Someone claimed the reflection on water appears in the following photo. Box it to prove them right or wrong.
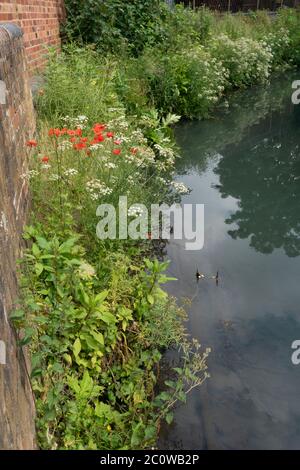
[160,73,300,450]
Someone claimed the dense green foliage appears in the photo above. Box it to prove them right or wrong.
[15,46,209,449]
[62,4,300,118]
[63,0,166,55]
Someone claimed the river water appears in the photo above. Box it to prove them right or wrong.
[160,73,300,450]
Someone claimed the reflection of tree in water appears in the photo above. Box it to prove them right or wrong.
[175,73,294,175]
[214,104,300,257]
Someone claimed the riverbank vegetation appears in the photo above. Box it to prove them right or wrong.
[13,2,300,449]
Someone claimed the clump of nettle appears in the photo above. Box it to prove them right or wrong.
[12,112,209,449]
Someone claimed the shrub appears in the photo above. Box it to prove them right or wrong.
[36,46,120,124]
[63,0,168,55]
[210,35,273,89]
[125,46,227,119]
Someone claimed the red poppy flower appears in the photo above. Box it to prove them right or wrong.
[26,139,38,147]
[130,147,138,155]
[67,129,76,136]
[48,128,61,137]
[106,132,114,138]
[70,137,77,143]
[74,142,86,150]
[114,139,121,145]
[75,128,82,136]
[91,134,104,144]
[80,137,88,143]
[93,123,106,134]
[61,128,68,135]
[113,149,121,155]
[41,156,49,163]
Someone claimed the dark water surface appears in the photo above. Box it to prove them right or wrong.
[160,73,300,450]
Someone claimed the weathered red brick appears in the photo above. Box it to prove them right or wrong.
[0,1,65,73]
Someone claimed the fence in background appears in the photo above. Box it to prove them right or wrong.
[174,0,297,11]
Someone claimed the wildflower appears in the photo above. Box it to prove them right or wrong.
[26,139,38,147]
[70,137,77,143]
[130,147,138,155]
[80,137,88,143]
[49,174,60,181]
[48,128,59,137]
[74,142,86,150]
[41,156,49,163]
[64,168,78,177]
[104,162,117,169]
[91,134,104,144]
[67,129,77,136]
[78,262,96,279]
[114,139,121,145]
[93,123,106,134]
[20,170,38,180]
[86,179,113,199]
[113,149,121,156]
[106,132,114,138]
[128,205,145,217]
[171,181,190,194]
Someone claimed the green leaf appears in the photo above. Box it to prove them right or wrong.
[35,263,44,276]
[165,412,174,425]
[31,368,43,378]
[98,310,116,325]
[144,424,157,441]
[10,309,25,321]
[73,338,81,357]
[36,236,50,250]
[147,294,154,305]
[131,422,145,448]
[19,329,34,346]
[32,243,40,257]
[90,330,104,345]
[95,290,108,304]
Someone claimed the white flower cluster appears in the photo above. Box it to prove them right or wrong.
[104,162,117,169]
[128,205,146,217]
[64,168,78,177]
[86,179,112,200]
[61,115,89,129]
[58,140,73,151]
[263,28,290,67]
[130,129,147,145]
[49,174,60,181]
[154,144,176,168]
[20,169,39,180]
[107,115,129,131]
[90,143,104,151]
[211,35,272,87]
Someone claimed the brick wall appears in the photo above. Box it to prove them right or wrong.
[0,1,65,72]
[0,23,36,449]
